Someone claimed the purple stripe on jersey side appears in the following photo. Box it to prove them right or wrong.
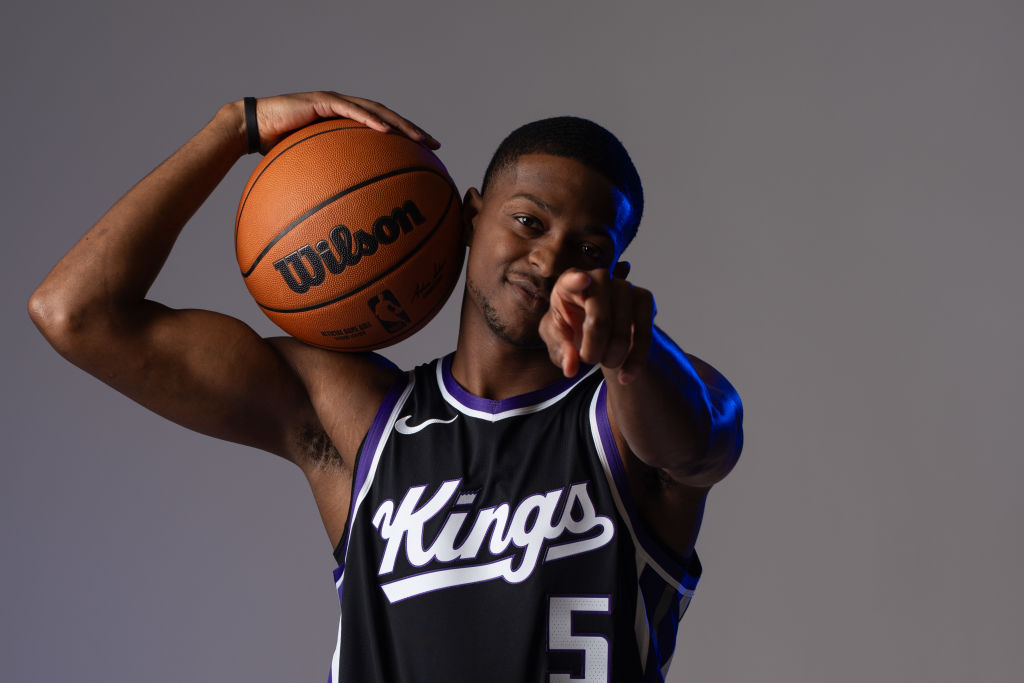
[595,384,700,591]
[334,565,345,606]
[333,374,409,566]
[440,353,592,414]
[351,374,408,511]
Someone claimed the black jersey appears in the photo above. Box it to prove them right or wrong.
[328,354,701,682]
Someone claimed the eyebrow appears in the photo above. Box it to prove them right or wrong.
[508,193,557,215]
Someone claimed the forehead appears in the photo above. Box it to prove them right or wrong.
[487,153,631,239]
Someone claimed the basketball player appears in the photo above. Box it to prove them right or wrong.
[29,91,743,682]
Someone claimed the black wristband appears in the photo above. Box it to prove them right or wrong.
[244,97,260,154]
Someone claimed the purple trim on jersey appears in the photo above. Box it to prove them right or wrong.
[334,374,409,566]
[595,384,700,591]
[440,353,593,414]
[351,376,408,515]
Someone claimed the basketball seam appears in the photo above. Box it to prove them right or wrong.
[235,123,369,232]
[240,166,455,278]
[254,185,458,313]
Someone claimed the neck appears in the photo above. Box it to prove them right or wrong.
[451,302,567,401]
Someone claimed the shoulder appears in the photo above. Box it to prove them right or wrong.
[270,337,403,394]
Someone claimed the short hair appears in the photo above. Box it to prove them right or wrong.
[481,116,644,246]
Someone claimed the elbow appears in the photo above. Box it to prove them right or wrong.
[28,285,89,356]
[676,425,742,488]
[28,285,57,337]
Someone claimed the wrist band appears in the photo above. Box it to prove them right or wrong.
[244,97,259,154]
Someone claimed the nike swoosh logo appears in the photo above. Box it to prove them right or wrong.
[394,415,458,435]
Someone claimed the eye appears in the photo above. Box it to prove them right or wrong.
[580,242,603,262]
[514,214,542,231]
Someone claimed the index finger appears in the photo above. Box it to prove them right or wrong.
[332,94,441,149]
[552,270,592,306]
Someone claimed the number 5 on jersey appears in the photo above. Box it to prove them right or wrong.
[548,595,611,682]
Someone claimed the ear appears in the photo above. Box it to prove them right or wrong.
[612,260,631,280]
[462,187,483,246]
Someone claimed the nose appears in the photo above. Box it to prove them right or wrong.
[528,234,570,279]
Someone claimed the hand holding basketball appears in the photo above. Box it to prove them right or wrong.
[240,92,440,153]
[540,264,655,383]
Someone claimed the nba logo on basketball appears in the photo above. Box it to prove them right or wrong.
[368,290,410,333]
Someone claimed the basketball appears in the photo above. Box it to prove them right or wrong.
[234,119,464,351]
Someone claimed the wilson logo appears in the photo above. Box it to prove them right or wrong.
[371,479,614,603]
[272,200,426,294]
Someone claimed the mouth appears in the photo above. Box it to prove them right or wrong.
[507,275,549,311]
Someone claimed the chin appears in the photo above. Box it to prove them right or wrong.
[497,326,544,349]
[485,305,544,349]
[468,277,545,349]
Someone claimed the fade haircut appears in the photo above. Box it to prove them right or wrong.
[481,116,644,246]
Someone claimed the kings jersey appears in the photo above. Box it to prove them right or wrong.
[329,355,702,682]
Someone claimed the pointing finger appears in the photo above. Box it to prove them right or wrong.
[540,303,581,377]
[551,270,591,308]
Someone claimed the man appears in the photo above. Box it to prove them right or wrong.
[29,91,743,682]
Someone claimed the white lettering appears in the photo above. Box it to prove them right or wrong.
[373,479,461,575]
[371,481,614,603]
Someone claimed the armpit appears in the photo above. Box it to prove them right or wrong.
[298,424,345,470]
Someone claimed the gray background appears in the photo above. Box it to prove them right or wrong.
[2,1,1021,681]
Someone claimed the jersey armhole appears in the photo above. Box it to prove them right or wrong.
[332,371,415,566]
[588,382,702,591]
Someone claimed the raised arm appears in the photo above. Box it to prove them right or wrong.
[540,265,744,558]
[28,92,434,467]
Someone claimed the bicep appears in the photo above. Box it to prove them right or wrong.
[604,351,742,555]
[74,301,316,459]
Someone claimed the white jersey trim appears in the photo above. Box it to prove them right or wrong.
[436,357,600,422]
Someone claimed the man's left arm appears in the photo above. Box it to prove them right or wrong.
[604,326,744,487]
[541,267,743,557]
[541,267,744,488]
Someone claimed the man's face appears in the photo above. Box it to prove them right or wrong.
[462,153,632,348]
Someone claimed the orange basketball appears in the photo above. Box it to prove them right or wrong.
[234,119,464,351]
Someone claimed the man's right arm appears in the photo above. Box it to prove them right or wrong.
[27,93,434,468]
